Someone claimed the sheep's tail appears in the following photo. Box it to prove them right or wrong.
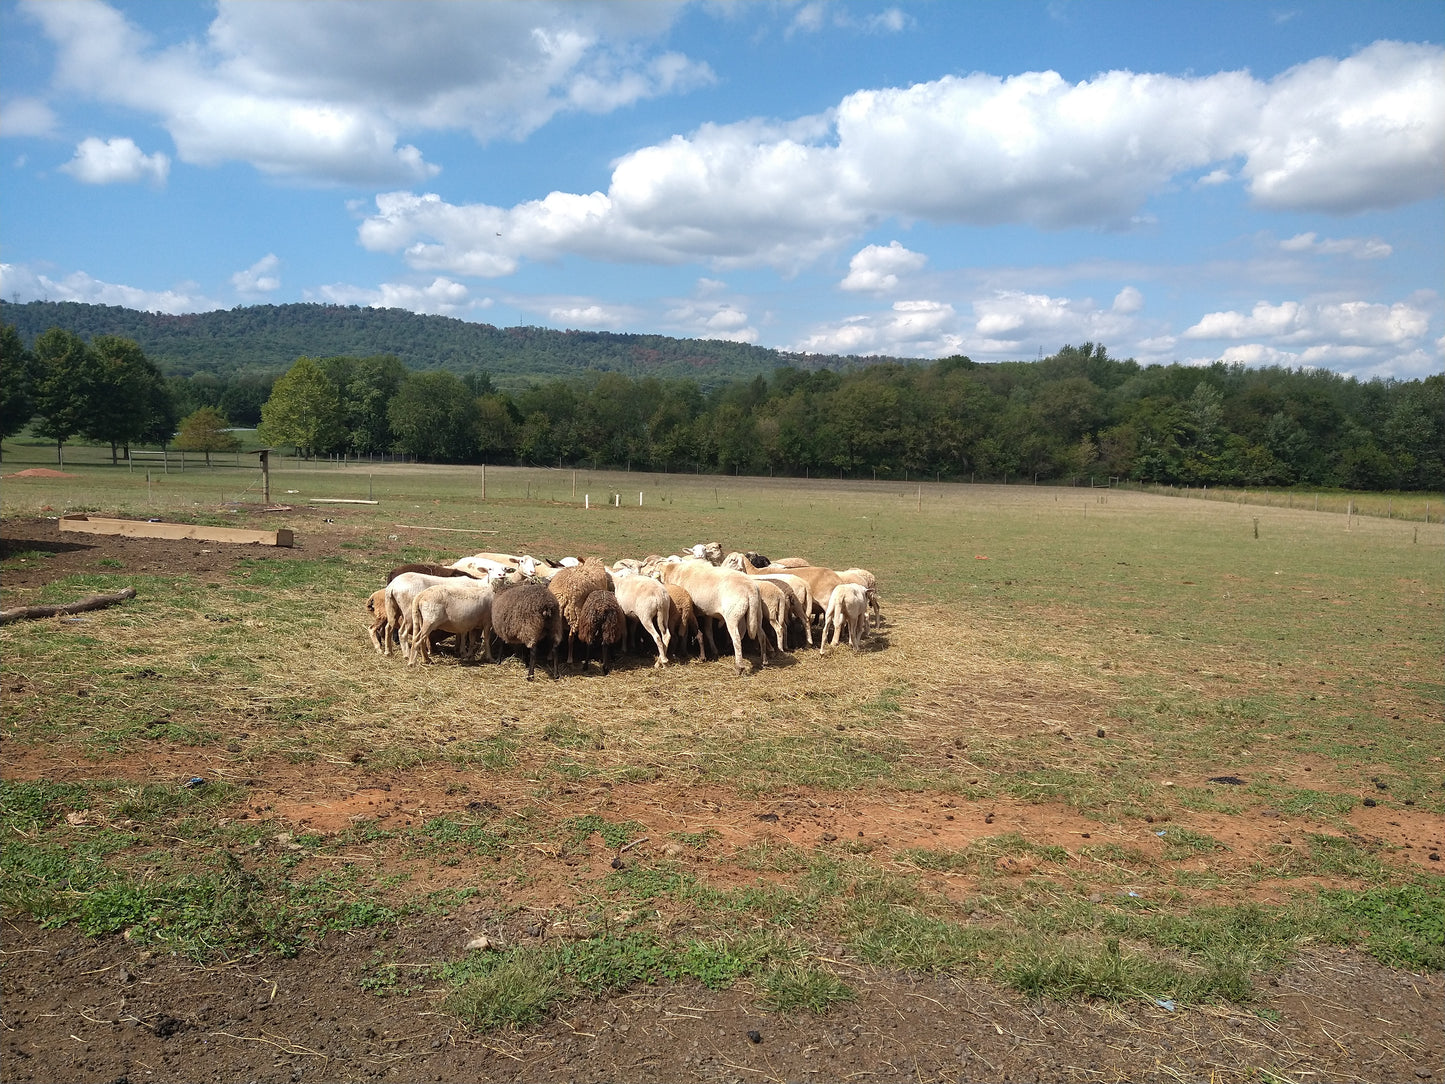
[747,593,761,642]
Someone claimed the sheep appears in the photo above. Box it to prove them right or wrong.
[407,575,501,666]
[821,583,870,651]
[750,573,814,648]
[659,560,768,676]
[490,583,563,681]
[574,590,627,675]
[836,568,882,629]
[386,562,476,583]
[662,583,705,660]
[752,579,791,653]
[685,541,725,565]
[366,589,389,654]
[723,553,845,623]
[383,571,460,658]
[449,555,516,580]
[547,559,613,666]
[611,571,673,667]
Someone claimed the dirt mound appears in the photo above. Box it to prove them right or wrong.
[5,468,79,478]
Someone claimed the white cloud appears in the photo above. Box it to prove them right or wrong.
[840,241,927,293]
[357,40,1443,278]
[548,302,629,329]
[790,299,964,357]
[314,276,482,316]
[230,253,281,296]
[59,136,169,185]
[663,298,758,343]
[1112,286,1144,314]
[1241,41,1445,213]
[0,262,218,312]
[1183,299,1430,347]
[0,97,57,137]
[1278,232,1393,259]
[21,0,709,185]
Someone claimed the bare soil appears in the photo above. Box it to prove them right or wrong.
[2,515,1442,1083]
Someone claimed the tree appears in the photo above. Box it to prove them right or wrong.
[258,356,344,457]
[387,371,481,462]
[31,328,101,464]
[0,324,38,458]
[83,335,173,463]
[174,407,241,466]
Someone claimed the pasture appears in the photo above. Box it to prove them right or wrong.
[2,453,1442,1083]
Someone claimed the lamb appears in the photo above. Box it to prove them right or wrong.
[611,571,673,667]
[574,590,627,675]
[408,576,500,666]
[821,583,870,651]
[662,583,705,660]
[547,558,613,666]
[383,571,460,658]
[836,568,882,629]
[659,560,768,675]
[490,583,563,681]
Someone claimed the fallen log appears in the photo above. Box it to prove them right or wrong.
[0,587,138,625]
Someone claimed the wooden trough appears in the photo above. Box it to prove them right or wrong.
[59,514,293,547]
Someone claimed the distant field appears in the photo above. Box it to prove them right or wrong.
[2,447,1443,1078]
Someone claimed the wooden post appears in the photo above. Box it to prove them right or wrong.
[481,463,486,501]
[917,484,922,512]
[258,449,270,505]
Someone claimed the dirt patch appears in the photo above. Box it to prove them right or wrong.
[4,916,1440,1084]
[3,468,79,478]
[3,514,1443,1082]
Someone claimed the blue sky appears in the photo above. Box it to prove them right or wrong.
[2,0,1441,381]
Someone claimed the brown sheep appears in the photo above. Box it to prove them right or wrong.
[490,583,562,681]
[547,558,613,666]
[575,590,627,675]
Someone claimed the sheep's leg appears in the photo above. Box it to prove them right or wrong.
[725,615,747,676]
[700,614,719,660]
[525,642,537,681]
[644,617,668,668]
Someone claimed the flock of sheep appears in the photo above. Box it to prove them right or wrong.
[366,542,880,679]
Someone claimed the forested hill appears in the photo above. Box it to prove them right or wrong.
[0,300,909,389]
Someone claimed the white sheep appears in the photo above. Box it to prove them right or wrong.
[821,583,870,651]
[408,575,501,666]
[835,568,882,629]
[383,571,459,659]
[611,570,673,667]
[751,573,815,648]
[658,560,768,676]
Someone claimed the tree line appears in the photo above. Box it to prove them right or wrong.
[4,324,1440,490]
[252,344,1443,490]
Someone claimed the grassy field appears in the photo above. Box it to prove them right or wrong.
[2,446,1443,1034]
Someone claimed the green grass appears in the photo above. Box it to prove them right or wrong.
[3,460,1441,1030]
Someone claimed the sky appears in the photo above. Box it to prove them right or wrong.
[1,0,1442,382]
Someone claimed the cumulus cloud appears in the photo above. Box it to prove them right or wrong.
[663,298,757,343]
[0,97,57,138]
[1112,286,1144,314]
[0,262,218,312]
[790,299,965,358]
[357,40,1443,278]
[840,241,927,293]
[230,254,281,296]
[1279,232,1393,259]
[60,136,169,185]
[314,276,483,316]
[1241,42,1445,213]
[21,0,710,185]
[1183,299,1430,347]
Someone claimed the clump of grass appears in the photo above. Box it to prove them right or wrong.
[760,963,856,1011]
